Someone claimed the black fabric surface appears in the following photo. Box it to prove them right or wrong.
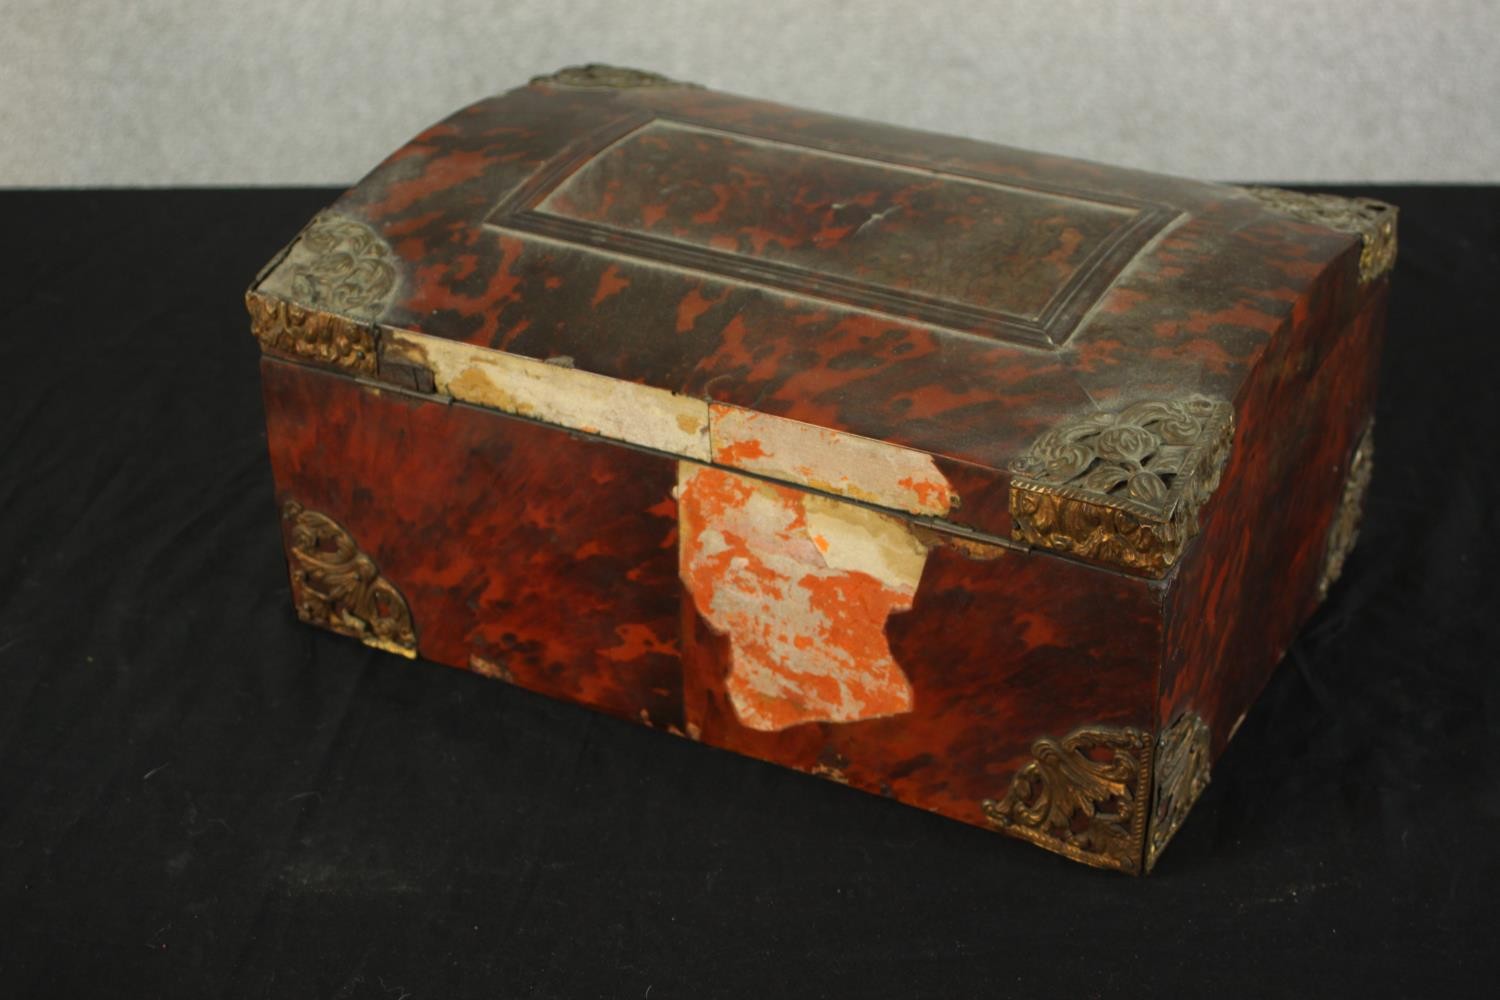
[1,187,1497,998]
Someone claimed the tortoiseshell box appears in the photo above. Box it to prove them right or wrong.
[246,65,1392,873]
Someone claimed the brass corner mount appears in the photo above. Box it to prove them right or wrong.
[1318,420,1375,600]
[1240,186,1397,284]
[246,213,397,375]
[1146,712,1211,871]
[281,500,417,658]
[982,724,1153,874]
[981,711,1213,874]
[1007,396,1235,577]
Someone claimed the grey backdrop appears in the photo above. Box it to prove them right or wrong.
[3,0,1497,187]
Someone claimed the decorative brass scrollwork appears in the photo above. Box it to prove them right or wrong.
[1146,712,1211,871]
[246,213,397,373]
[281,500,416,658]
[1008,396,1234,577]
[982,724,1152,874]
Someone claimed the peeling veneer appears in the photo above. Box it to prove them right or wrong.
[381,330,959,522]
[385,330,713,460]
[708,404,955,517]
[676,462,931,731]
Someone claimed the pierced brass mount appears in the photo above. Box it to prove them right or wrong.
[982,724,1153,874]
[982,713,1214,874]
[1146,712,1212,871]
[1008,396,1234,577]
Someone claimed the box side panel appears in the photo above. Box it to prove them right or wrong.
[1161,274,1387,760]
[260,358,686,726]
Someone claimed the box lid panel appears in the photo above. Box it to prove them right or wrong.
[496,115,1180,349]
[248,67,1393,572]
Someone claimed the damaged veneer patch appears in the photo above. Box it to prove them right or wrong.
[677,462,933,731]
[383,330,959,518]
[385,330,713,460]
[709,404,955,517]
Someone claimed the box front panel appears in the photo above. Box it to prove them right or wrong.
[261,358,1163,871]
